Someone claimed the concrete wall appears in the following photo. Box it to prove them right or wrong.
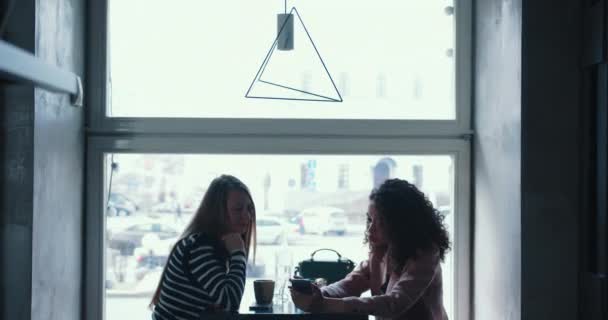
[520,1,582,319]
[473,0,522,319]
[474,0,584,319]
[1,0,85,319]
[31,0,85,319]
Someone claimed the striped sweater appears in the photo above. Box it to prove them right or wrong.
[152,233,247,320]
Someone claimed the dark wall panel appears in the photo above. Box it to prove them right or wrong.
[1,1,36,319]
[521,0,583,319]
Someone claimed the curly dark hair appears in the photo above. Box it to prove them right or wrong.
[364,179,451,272]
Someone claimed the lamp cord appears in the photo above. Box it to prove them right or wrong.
[107,154,116,212]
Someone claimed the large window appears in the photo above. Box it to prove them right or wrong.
[86,1,471,320]
[103,154,455,319]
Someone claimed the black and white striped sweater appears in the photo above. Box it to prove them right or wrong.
[152,233,247,320]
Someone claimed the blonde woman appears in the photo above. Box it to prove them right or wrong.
[150,175,256,319]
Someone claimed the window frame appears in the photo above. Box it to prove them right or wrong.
[85,1,472,320]
[85,136,471,320]
[88,0,472,137]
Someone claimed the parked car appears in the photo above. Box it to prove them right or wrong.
[297,206,348,236]
[107,193,139,216]
[181,189,206,213]
[150,200,180,213]
[437,205,452,217]
[256,217,287,245]
[437,205,453,231]
[133,237,174,279]
[105,248,120,288]
[289,215,305,235]
[134,237,266,278]
[108,222,179,255]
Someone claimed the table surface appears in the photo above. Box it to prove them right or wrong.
[198,300,367,319]
[202,313,367,320]
[227,284,367,320]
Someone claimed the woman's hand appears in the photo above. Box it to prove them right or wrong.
[370,244,388,265]
[369,245,388,295]
[221,233,245,253]
[290,283,324,312]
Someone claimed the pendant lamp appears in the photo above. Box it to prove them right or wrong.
[245,1,343,102]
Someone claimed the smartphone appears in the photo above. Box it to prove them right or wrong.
[289,278,313,295]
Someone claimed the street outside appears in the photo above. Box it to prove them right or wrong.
[105,219,453,320]
[103,154,455,319]
[106,222,368,319]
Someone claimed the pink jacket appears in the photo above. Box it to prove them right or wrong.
[321,249,448,320]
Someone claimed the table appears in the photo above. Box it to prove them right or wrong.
[234,291,367,320]
[235,312,368,320]
[202,306,367,320]
[199,290,367,319]
[201,302,368,320]
[202,312,367,320]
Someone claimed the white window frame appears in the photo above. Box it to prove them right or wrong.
[85,1,472,320]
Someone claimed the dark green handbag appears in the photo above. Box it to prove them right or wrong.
[294,249,355,285]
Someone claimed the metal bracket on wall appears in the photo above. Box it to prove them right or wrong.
[0,40,84,107]
[460,132,474,141]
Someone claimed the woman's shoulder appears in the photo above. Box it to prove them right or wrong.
[403,247,441,271]
[179,232,220,251]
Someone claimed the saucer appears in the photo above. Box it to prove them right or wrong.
[249,302,273,311]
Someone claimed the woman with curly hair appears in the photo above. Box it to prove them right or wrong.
[291,178,450,320]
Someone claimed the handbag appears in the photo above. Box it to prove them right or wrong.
[293,248,355,285]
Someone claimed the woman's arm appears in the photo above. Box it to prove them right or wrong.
[323,250,440,318]
[321,260,371,298]
[187,243,247,312]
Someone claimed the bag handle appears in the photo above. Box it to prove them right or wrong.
[310,248,342,260]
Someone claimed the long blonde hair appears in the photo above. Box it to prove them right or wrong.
[150,174,257,307]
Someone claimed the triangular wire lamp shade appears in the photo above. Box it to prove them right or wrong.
[245,7,343,102]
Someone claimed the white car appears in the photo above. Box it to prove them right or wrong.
[134,236,266,278]
[298,206,348,236]
[107,193,139,216]
[150,201,180,213]
[256,217,287,245]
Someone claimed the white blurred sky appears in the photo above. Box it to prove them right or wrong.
[108,0,455,119]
